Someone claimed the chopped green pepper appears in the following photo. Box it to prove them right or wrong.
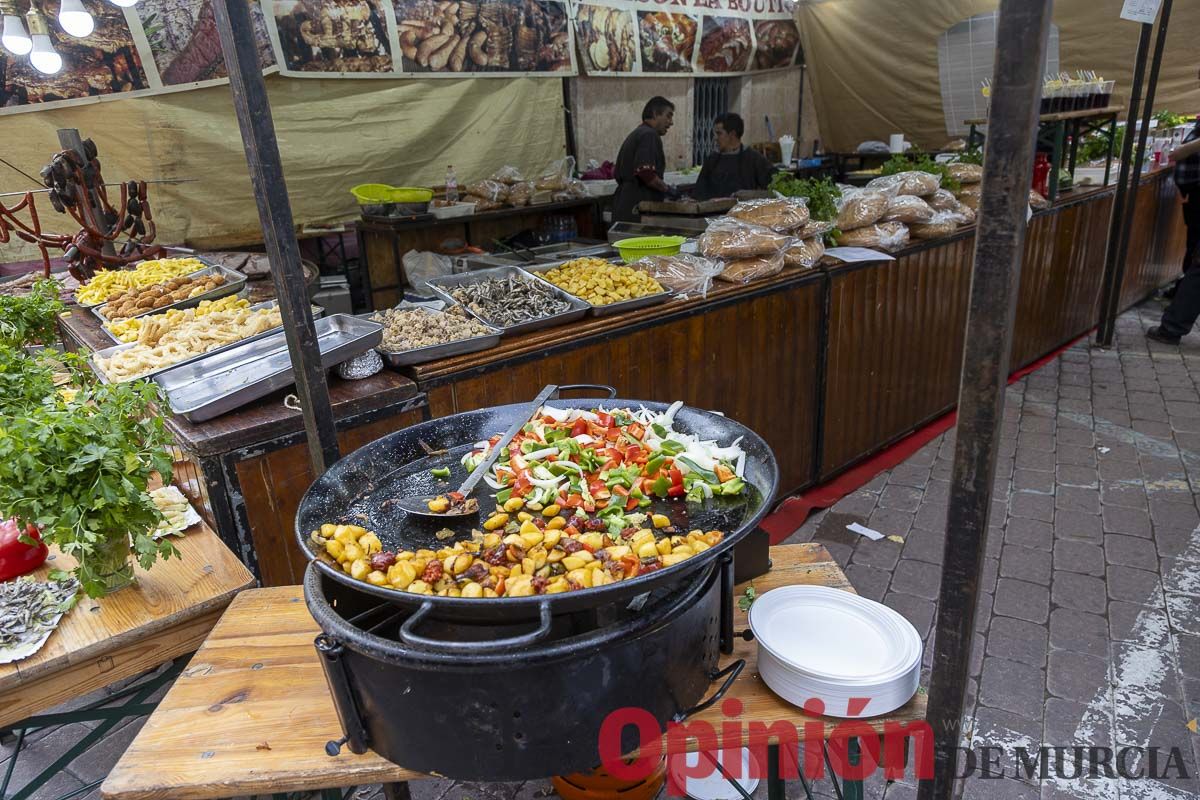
[496,488,513,504]
[677,456,718,483]
[430,467,451,479]
[651,423,668,438]
[716,478,745,496]
[651,474,672,498]
[659,440,686,455]
[644,454,667,476]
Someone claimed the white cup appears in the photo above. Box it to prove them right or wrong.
[779,139,795,165]
[889,134,906,153]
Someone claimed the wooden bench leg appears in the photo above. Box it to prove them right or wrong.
[383,783,412,800]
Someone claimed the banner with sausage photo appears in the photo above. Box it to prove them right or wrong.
[573,0,799,77]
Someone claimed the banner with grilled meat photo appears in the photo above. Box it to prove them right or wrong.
[393,0,574,75]
[0,0,151,111]
[269,0,395,75]
[136,0,277,86]
[575,0,798,77]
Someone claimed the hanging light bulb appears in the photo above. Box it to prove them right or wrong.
[57,0,92,37]
[1,0,32,55]
[25,7,62,74]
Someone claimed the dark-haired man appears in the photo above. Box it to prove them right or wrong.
[693,112,774,200]
[612,96,677,222]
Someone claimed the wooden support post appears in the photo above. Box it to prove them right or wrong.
[1095,20,1154,347]
[209,0,340,475]
[916,0,1051,797]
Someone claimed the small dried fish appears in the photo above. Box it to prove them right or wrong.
[0,577,79,658]
[449,276,571,328]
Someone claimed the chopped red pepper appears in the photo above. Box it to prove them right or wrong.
[667,484,687,498]
[605,428,621,442]
[570,418,589,437]
[564,493,585,508]
[669,465,683,487]
[625,496,639,512]
[596,412,614,427]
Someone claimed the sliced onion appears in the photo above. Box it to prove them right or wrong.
[573,434,595,445]
[530,475,566,490]
[484,473,505,490]
[735,452,746,479]
[665,400,684,422]
[525,447,560,460]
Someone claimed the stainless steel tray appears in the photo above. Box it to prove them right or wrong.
[89,301,319,383]
[363,307,502,368]
[155,315,383,423]
[96,299,322,344]
[90,264,247,323]
[424,265,590,336]
[521,261,673,318]
[75,256,218,309]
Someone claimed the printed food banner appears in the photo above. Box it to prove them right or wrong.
[574,0,799,77]
[1,0,794,114]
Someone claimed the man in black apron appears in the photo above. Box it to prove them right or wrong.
[693,113,774,200]
[1148,99,1200,344]
[612,97,678,223]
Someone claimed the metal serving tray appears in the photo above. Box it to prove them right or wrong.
[424,265,590,336]
[521,261,673,318]
[76,256,216,309]
[363,306,502,368]
[90,301,322,383]
[90,265,247,323]
[154,315,383,423]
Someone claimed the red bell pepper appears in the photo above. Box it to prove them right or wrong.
[596,412,614,428]
[669,465,684,487]
[0,519,48,581]
[570,418,589,437]
[627,423,645,440]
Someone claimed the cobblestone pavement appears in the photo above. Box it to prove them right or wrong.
[4,302,1199,800]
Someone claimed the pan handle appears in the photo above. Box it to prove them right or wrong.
[672,659,745,722]
[398,600,554,654]
[554,384,618,399]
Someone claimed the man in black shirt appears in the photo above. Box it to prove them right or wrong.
[613,97,678,222]
[693,113,774,200]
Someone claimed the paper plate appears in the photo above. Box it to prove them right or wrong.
[676,748,760,800]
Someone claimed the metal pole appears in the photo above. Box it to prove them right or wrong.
[1102,0,1173,334]
[1095,21,1154,346]
[916,0,1051,798]
[210,0,340,475]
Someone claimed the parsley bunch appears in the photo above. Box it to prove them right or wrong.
[0,279,65,349]
[880,150,962,193]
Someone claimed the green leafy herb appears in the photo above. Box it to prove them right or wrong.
[738,585,757,611]
[0,369,177,598]
[769,174,842,222]
[956,146,984,166]
[880,149,962,192]
[1154,110,1188,130]
[0,279,65,349]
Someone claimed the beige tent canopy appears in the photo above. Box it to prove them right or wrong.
[797,0,1200,153]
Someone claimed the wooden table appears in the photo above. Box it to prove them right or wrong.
[102,543,927,800]
[0,520,255,800]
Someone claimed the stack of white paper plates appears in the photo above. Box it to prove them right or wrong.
[748,586,922,718]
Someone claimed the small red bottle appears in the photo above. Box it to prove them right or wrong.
[1032,153,1051,197]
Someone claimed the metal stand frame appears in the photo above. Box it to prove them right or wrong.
[0,657,188,800]
[918,1,1051,799]
[1096,0,1173,346]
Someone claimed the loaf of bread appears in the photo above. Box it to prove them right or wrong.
[716,252,786,284]
[728,198,810,232]
[836,221,910,251]
[947,163,983,184]
[867,170,941,197]
[909,211,960,240]
[926,188,959,212]
[797,219,836,239]
[835,189,888,231]
[883,195,935,224]
[783,238,826,269]
[699,219,794,259]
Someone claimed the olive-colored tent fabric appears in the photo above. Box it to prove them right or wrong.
[797,0,1200,153]
[0,76,565,263]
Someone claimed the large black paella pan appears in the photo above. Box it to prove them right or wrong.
[296,387,780,633]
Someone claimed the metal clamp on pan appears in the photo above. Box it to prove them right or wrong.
[552,384,619,399]
[398,600,554,654]
[672,658,746,722]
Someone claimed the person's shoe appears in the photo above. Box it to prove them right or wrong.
[1147,326,1182,345]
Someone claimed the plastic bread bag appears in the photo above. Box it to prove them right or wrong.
[956,186,981,211]
[699,218,795,259]
[835,188,888,232]
[632,254,724,299]
[490,165,526,185]
[783,237,826,269]
[506,181,534,207]
[956,203,977,224]
[926,188,959,213]
[402,250,455,295]
[946,162,983,184]
[1029,190,1049,210]
[909,210,962,240]
[728,197,810,232]
[866,171,941,197]
[466,179,509,203]
[552,178,589,202]
[883,194,935,224]
[716,250,786,284]
[796,218,836,240]
[836,221,910,252]
[535,156,576,191]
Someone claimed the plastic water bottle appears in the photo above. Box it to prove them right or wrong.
[445,166,458,203]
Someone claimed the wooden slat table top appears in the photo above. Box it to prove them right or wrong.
[54,308,423,458]
[102,543,926,800]
[0,522,255,729]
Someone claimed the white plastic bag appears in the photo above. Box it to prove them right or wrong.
[633,254,724,299]
[403,250,455,295]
